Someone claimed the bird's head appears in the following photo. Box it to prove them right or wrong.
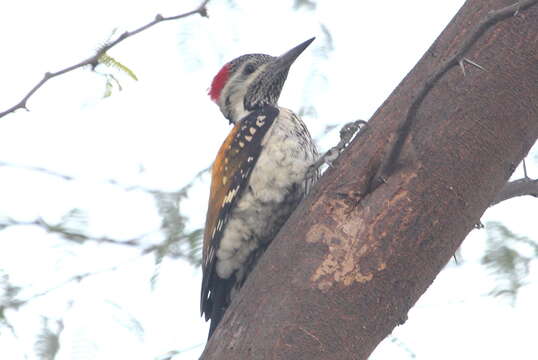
[209,38,315,124]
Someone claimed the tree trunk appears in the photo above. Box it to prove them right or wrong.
[201,0,538,359]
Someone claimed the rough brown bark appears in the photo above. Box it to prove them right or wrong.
[201,0,538,359]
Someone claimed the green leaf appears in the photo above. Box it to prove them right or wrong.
[98,53,138,81]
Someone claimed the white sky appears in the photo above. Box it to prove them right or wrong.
[0,0,537,359]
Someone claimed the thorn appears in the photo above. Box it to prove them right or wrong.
[522,158,529,179]
[90,59,99,70]
[458,59,466,77]
[463,58,487,72]
[514,2,521,16]
[155,14,163,21]
[459,58,487,77]
[19,99,29,111]
[369,175,387,193]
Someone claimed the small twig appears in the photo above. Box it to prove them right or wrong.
[307,120,367,178]
[0,162,207,264]
[11,260,140,309]
[0,0,210,119]
[1,217,151,248]
[17,265,121,306]
[387,334,417,359]
[0,160,209,194]
[1,215,201,261]
[0,161,74,181]
[370,0,538,191]
[156,343,205,360]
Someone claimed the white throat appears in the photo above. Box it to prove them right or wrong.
[218,63,268,123]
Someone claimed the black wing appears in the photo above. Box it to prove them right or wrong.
[201,105,279,335]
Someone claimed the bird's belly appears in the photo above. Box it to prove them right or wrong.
[215,118,315,279]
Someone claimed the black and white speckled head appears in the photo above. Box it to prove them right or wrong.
[209,38,315,124]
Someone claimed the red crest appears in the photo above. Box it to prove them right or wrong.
[209,64,230,102]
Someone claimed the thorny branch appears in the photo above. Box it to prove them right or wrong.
[1,260,141,338]
[370,0,538,191]
[0,167,209,323]
[0,161,209,264]
[0,0,210,119]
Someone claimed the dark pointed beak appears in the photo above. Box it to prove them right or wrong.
[273,37,315,71]
[245,38,315,110]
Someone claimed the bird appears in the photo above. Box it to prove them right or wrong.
[201,38,319,338]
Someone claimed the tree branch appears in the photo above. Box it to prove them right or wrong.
[201,0,538,358]
[0,161,76,181]
[0,161,208,265]
[491,177,538,206]
[0,0,210,119]
[371,0,538,191]
[1,216,151,248]
[0,216,201,262]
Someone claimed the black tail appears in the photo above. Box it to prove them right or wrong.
[206,275,235,339]
[203,244,270,339]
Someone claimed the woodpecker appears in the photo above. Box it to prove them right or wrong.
[201,38,319,338]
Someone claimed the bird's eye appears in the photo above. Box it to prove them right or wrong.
[243,63,256,75]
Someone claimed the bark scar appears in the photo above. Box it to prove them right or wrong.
[306,213,384,292]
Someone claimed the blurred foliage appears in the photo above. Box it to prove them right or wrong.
[293,0,316,10]
[388,334,416,359]
[0,180,205,266]
[34,317,63,360]
[482,221,538,303]
[105,301,145,341]
[98,53,138,98]
[0,271,21,333]
[154,343,204,360]
[0,167,206,350]
[98,53,138,81]
[103,74,123,98]
[149,169,207,288]
[151,167,209,269]
[151,188,203,266]
[224,0,317,10]
[316,24,334,58]
[298,104,318,119]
